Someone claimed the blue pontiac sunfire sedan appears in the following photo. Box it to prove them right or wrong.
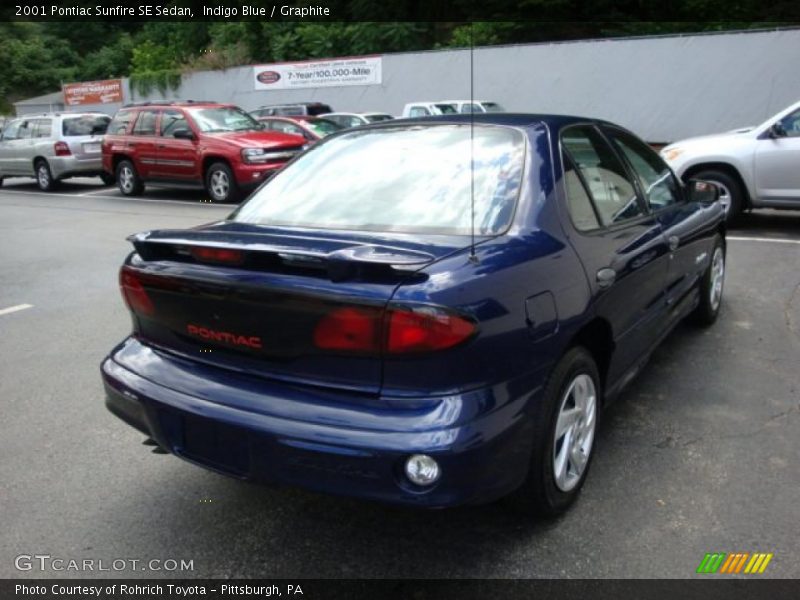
[102,114,726,516]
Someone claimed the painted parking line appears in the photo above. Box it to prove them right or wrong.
[728,236,800,245]
[78,187,119,196]
[0,303,33,316]
[0,188,227,207]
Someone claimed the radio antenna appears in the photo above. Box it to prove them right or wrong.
[468,21,478,264]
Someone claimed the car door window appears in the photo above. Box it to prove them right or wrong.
[409,107,430,117]
[1,120,21,141]
[461,103,480,114]
[34,119,52,138]
[778,109,800,137]
[606,127,681,210]
[160,110,188,137]
[108,110,134,135]
[561,125,645,226]
[132,110,158,136]
[561,151,601,231]
[18,121,34,140]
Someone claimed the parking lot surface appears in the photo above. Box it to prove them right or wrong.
[1,179,798,578]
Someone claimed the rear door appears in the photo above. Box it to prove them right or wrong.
[603,125,714,316]
[154,109,198,180]
[128,109,160,178]
[560,124,670,383]
[754,107,800,202]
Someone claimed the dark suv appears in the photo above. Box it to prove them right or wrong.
[102,102,306,202]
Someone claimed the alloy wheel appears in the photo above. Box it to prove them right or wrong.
[710,246,725,311]
[553,373,597,492]
[210,170,229,200]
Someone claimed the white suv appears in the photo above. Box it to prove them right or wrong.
[661,100,800,222]
[0,112,112,191]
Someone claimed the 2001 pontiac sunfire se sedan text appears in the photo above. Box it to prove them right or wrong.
[102,114,726,516]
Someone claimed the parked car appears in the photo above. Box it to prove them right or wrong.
[0,112,112,191]
[661,99,800,222]
[257,116,343,142]
[321,112,394,128]
[102,114,726,516]
[102,102,307,203]
[438,100,505,114]
[250,102,333,118]
[401,102,458,118]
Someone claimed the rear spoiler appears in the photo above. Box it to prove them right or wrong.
[127,230,435,282]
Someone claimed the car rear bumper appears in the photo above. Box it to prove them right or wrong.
[101,337,543,507]
[49,155,104,179]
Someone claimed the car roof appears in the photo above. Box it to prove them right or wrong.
[120,101,224,109]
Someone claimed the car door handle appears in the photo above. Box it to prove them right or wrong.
[596,268,616,289]
[668,235,680,251]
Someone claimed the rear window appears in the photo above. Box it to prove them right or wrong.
[62,115,110,136]
[233,124,525,235]
[306,104,333,116]
[435,104,458,114]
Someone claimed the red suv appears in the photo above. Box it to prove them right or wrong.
[102,102,306,202]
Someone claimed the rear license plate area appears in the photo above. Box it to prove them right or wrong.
[178,415,250,477]
[83,143,101,153]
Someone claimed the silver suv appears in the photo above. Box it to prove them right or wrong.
[0,112,113,191]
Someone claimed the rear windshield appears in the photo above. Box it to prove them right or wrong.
[62,115,110,136]
[306,104,333,116]
[233,124,525,235]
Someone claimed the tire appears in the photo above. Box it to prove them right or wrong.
[693,169,744,224]
[100,172,115,186]
[205,162,240,203]
[116,160,144,196]
[35,160,57,191]
[506,347,601,517]
[689,235,725,327]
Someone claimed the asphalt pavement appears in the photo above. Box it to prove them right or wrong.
[1,178,798,579]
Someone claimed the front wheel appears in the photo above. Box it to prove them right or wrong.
[689,236,725,326]
[206,162,240,203]
[507,347,601,517]
[35,160,57,191]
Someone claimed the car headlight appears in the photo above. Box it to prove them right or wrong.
[241,148,268,163]
[661,147,684,162]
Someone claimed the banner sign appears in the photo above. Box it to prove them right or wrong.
[63,79,123,106]
[253,56,382,90]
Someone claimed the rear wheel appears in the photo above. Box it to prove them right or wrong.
[692,170,744,223]
[690,235,725,326]
[116,160,144,196]
[507,347,600,517]
[206,162,240,203]
[35,160,57,191]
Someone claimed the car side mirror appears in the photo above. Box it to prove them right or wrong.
[769,121,787,138]
[173,129,195,140]
[687,179,720,205]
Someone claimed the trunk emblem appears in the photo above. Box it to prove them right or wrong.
[186,324,263,349]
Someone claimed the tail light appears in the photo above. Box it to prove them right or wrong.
[314,306,475,354]
[190,246,244,265]
[54,141,71,156]
[119,266,154,316]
